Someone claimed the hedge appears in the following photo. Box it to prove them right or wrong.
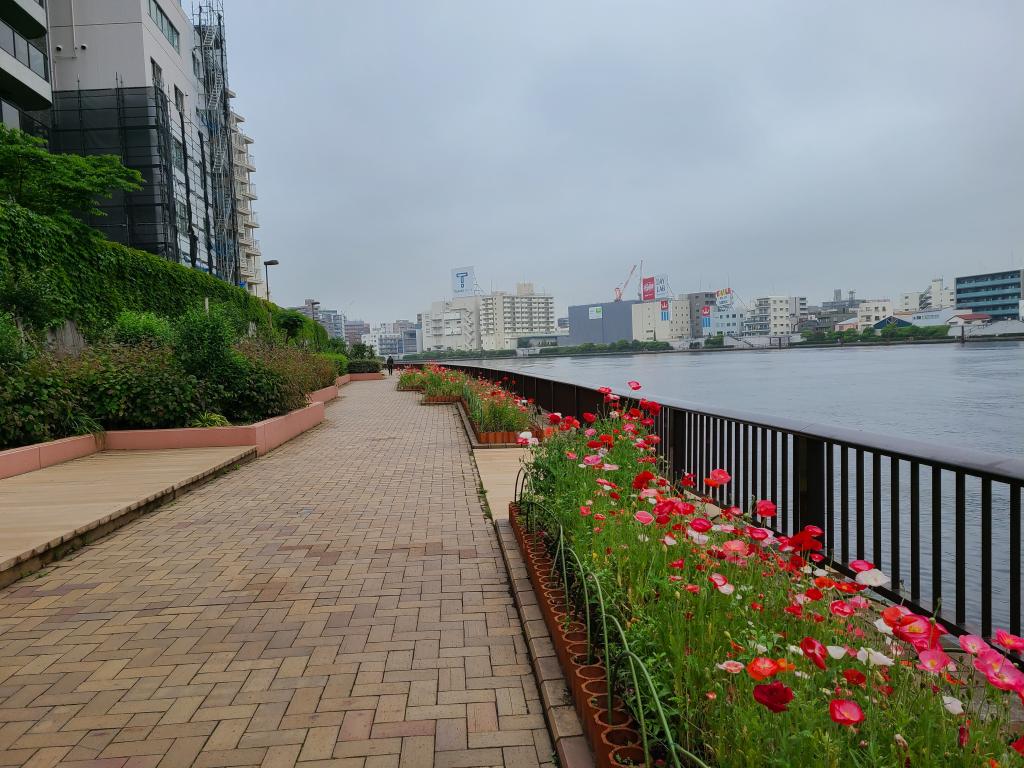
[0,200,326,346]
[348,359,382,373]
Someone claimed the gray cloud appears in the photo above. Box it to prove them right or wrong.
[222,0,1023,319]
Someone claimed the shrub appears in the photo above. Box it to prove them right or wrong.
[220,353,293,425]
[172,306,238,384]
[319,352,348,376]
[0,311,28,368]
[232,340,337,419]
[348,359,382,374]
[0,355,81,448]
[189,412,231,428]
[111,310,173,346]
[64,343,201,430]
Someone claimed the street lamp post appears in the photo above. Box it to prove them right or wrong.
[263,259,279,301]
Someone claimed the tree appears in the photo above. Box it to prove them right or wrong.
[276,311,306,343]
[0,125,142,222]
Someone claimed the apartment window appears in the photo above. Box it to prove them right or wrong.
[174,86,185,113]
[151,58,163,89]
[171,139,184,171]
[148,0,180,51]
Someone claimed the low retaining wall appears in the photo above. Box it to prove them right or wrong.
[104,402,326,456]
[308,384,340,404]
[0,435,99,481]
[349,371,386,381]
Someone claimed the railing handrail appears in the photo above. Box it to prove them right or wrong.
[449,361,1024,484]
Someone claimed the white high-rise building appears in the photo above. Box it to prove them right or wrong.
[743,296,808,336]
[631,299,691,341]
[422,282,556,351]
[0,0,50,137]
[898,278,955,313]
[230,106,264,296]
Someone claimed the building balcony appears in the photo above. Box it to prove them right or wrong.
[241,153,256,171]
[2,0,47,40]
[0,21,50,109]
[248,212,259,228]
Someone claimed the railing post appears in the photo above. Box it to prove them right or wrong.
[795,434,826,531]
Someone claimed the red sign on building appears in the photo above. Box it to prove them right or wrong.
[701,305,712,317]
[660,300,669,310]
[641,277,656,301]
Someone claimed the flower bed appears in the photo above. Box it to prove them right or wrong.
[395,367,425,392]
[517,380,1024,767]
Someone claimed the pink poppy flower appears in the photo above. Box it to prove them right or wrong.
[958,634,989,655]
[995,629,1024,652]
[755,499,777,518]
[800,636,827,670]
[634,511,654,525]
[627,380,642,391]
[829,699,864,726]
[717,660,744,674]
[916,648,953,674]
[582,455,602,467]
[690,518,713,533]
[849,559,874,573]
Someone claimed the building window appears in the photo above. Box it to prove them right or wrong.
[174,86,185,113]
[148,0,180,51]
[172,139,184,171]
[151,58,163,90]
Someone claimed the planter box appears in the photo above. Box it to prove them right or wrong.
[0,434,99,481]
[396,385,424,392]
[104,402,325,457]
[349,372,385,381]
[336,374,351,386]
[308,384,339,404]
[421,394,461,404]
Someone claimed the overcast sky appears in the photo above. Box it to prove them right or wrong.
[221,1,1023,322]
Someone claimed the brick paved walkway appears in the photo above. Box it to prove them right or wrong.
[0,382,553,768]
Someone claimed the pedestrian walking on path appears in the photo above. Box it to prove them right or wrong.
[386,355,394,375]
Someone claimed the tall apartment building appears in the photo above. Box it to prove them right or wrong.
[479,283,556,350]
[631,299,691,342]
[344,319,370,346]
[317,309,346,340]
[1,0,50,137]
[743,296,808,336]
[420,298,480,352]
[45,1,258,289]
[898,278,954,313]
[229,105,263,295]
[955,270,1023,322]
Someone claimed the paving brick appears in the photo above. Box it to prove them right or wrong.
[0,383,555,767]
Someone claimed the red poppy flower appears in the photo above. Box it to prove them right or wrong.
[597,386,612,394]
[632,470,655,489]
[548,413,562,425]
[829,699,864,727]
[689,518,712,533]
[746,657,780,681]
[842,669,866,687]
[849,559,874,573]
[829,600,854,617]
[995,629,1024,652]
[755,499,777,518]
[627,380,642,391]
[582,412,597,424]
[752,680,793,712]
[804,587,824,601]
[800,637,827,670]
[1012,735,1024,755]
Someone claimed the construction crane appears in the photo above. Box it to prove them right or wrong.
[614,263,638,301]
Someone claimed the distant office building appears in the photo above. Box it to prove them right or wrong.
[291,299,320,322]
[743,296,808,336]
[420,297,480,351]
[401,327,422,355]
[682,292,716,338]
[856,300,894,331]
[565,301,638,346]
[557,316,569,330]
[631,299,691,342]
[344,319,370,346]
[821,289,860,315]
[704,305,746,337]
[318,309,346,339]
[1,0,50,138]
[899,278,955,313]
[955,270,1024,322]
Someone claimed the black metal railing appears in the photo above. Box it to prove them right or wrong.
[444,363,1024,643]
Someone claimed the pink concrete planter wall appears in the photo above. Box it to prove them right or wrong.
[104,402,326,456]
[337,374,351,386]
[0,435,99,480]
[349,372,386,381]
[308,384,339,404]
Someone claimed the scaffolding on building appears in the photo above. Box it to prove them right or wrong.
[193,0,239,285]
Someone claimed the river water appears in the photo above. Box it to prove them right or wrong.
[477,341,1024,631]
[482,341,1024,458]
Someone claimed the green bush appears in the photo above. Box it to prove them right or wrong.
[233,340,336,416]
[111,310,173,346]
[348,359,382,373]
[189,412,231,428]
[319,352,348,376]
[0,199,327,346]
[0,356,81,447]
[219,354,292,425]
[172,306,238,380]
[66,343,201,430]
[0,311,28,367]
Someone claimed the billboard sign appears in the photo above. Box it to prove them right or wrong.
[641,276,656,301]
[715,287,734,309]
[451,266,476,297]
[654,274,670,299]
[660,300,669,310]
[588,306,603,320]
[700,304,712,317]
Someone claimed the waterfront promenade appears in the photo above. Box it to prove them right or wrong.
[0,382,554,767]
